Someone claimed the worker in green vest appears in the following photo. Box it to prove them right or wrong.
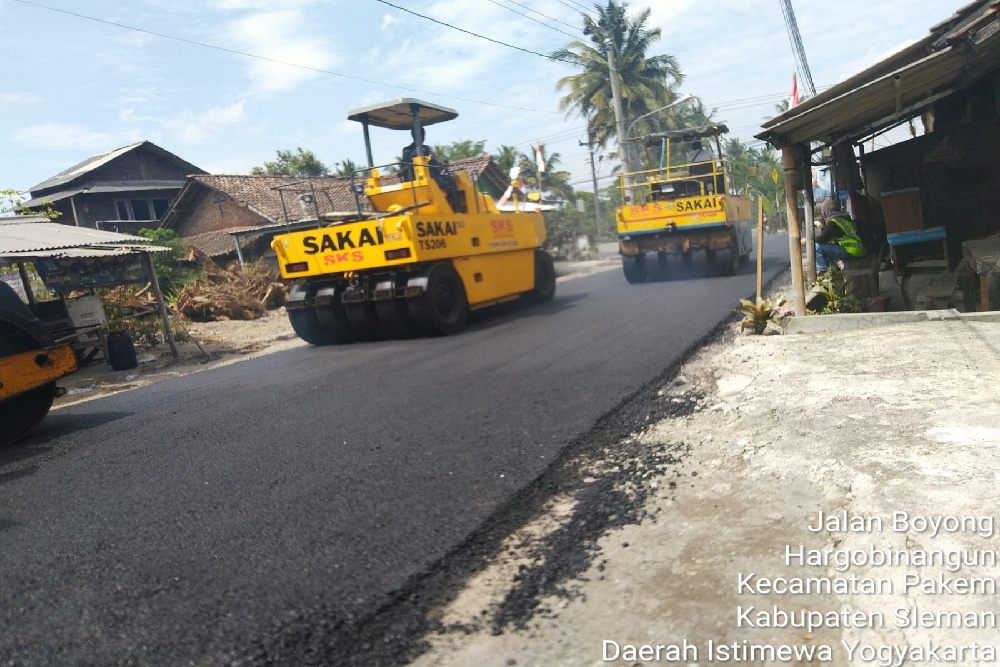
[812,205,867,273]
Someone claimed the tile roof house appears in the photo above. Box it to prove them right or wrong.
[161,154,511,263]
[20,141,206,233]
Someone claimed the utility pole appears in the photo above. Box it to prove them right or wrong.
[605,40,630,195]
[585,16,630,203]
[580,136,603,241]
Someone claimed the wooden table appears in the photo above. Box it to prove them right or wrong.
[962,237,1000,312]
[886,226,948,277]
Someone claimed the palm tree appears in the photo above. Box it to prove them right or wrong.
[517,145,574,200]
[493,145,521,175]
[552,1,684,149]
[335,159,360,177]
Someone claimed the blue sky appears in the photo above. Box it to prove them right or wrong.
[0,0,960,203]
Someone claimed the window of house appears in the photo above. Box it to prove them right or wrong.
[151,198,170,219]
[115,197,172,221]
[129,199,152,220]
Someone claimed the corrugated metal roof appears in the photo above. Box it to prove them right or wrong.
[0,214,50,225]
[19,180,187,207]
[757,0,1000,148]
[0,222,168,255]
[28,141,205,194]
[1,245,169,259]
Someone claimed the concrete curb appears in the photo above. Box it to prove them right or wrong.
[782,308,1000,333]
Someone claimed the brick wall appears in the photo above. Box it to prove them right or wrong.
[176,188,268,237]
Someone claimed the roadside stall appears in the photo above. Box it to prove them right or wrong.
[0,220,176,368]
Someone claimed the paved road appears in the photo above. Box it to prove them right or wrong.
[0,238,788,666]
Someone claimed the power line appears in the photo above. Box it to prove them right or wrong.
[488,0,583,38]
[9,0,564,116]
[373,0,573,63]
[553,0,593,16]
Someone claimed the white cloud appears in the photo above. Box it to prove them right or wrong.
[13,124,115,151]
[165,100,247,143]
[223,10,337,93]
[380,14,398,31]
[0,92,43,105]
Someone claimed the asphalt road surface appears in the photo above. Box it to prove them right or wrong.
[0,237,788,666]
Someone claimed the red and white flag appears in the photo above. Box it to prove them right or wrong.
[790,72,800,108]
[534,144,545,173]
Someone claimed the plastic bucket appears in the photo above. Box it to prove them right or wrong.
[863,296,888,312]
[107,332,138,371]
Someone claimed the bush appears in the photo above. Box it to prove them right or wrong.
[136,228,203,298]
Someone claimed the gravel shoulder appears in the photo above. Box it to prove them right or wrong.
[405,287,1000,666]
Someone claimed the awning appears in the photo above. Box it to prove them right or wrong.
[20,180,186,208]
[756,1,1000,148]
[0,222,169,256]
[1,245,169,259]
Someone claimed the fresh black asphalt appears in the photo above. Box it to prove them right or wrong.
[0,238,789,665]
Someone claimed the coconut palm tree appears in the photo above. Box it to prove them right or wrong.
[551,1,684,149]
[334,159,360,177]
[517,145,574,201]
[492,145,521,175]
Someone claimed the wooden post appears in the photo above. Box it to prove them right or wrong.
[16,262,36,304]
[782,147,807,315]
[141,251,180,359]
[756,198,765,301]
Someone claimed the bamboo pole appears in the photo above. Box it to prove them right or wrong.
[756,197,765,300]
[141,252,180,359]
[782,147,807,315]
[803,152,816,284]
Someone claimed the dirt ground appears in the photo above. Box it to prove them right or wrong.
[406,297,1000,666]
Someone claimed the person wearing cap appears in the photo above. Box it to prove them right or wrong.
[399,127,463,211]
[807,205,868,273]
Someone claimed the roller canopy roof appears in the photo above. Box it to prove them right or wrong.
[346,98,459,130]
[638,124,729,145]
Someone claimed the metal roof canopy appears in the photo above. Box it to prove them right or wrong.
[0,222,169,256]
[20,180,187,208]
[0,220,180,358]
[757,1,1000,149]
[346,98,459,130]
[639,124,730,145]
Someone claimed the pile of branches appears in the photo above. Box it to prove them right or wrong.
[173,247,287,322]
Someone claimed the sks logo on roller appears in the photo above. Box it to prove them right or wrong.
[302,227,385,254]
[415,221,460,237]
[490,219,514,237]
[324,251,364,265]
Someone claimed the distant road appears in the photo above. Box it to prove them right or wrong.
[0,236,788,665]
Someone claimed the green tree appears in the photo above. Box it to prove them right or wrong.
[517,145,574,200]
[542,206,593,255]
[552,1,684,149]
[251,148,330,176]
[717,140,786,229]
[1,188,61,219]
[493,145,521,174]
[433,139,487,162]
[135,228,202,295]
[334,159,361,177]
